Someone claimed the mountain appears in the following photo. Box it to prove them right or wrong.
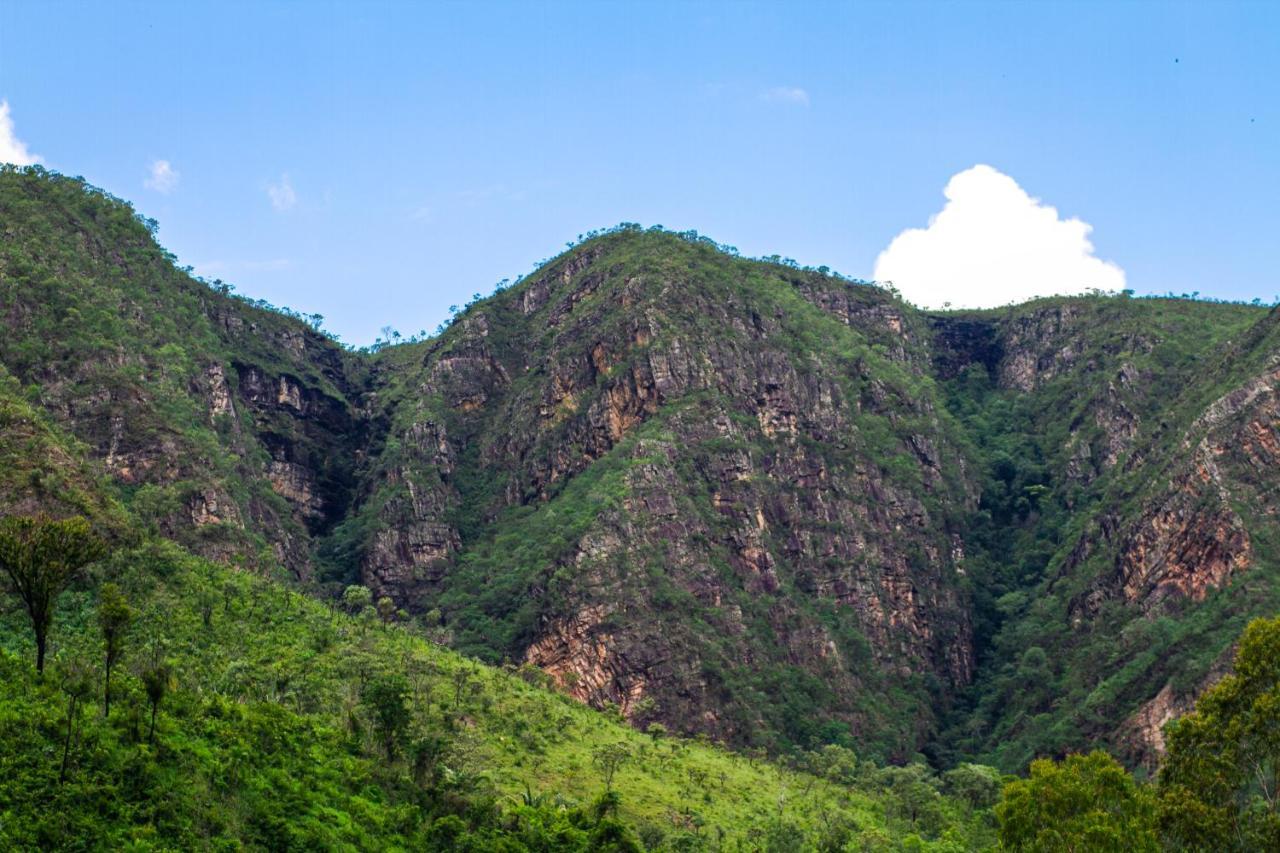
[0,168,1008,849]
[0,362,1002,848]
[2,165,1277,783]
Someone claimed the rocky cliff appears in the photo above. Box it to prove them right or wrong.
[338,233,979,755]
[3,168,1278,767]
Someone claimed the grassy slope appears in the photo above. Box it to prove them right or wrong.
[0,544,997,849]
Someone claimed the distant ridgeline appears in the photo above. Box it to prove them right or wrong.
[1,165,1279,849]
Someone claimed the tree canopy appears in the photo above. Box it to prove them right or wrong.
[996,750,1159,852]
[0,515,105,672]
[1158,616,1280,850]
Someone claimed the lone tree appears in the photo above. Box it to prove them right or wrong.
[363,674,411,759]
[592,742,632,793]
[57,656,95,784]
[141,659,174,744]
[376,595,396,625]
[341,584,373,615]
[98,582,134,717]
[0,515,105,673]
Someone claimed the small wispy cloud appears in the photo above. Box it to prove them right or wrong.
[195,258,293,278]
[0,100,42,166]
[267,173,297,211]
[456,183,528,205]
[194,261,228,278]
[144,159,180,194]
[242,258,293,272]
[410,181,550,224]
[761,86,810,107]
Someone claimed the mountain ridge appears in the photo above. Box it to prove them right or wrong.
[2,166,1277,774]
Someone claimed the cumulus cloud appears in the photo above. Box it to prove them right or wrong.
[873,165,1125,308]
[144,159,180,193]
[761,86,810,106]
[267,173,297,211]
[0,100,42,166]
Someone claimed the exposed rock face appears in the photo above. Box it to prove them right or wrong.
[267,460,325,518]
[9,172,1280,766]
[204,363,236,420]
[366,521,458,594]
[1116,648,1232,771]
[188,487,242,527]
[994,304,1158,394]
[1117,487,1249,607]
[998,305,1088,392]
[337,236,978,752]
[1069,362,1280,625]
[525,604,650,717]
[1118,682,1183,765]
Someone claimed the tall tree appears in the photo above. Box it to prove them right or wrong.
[0,515,105,673]
[98,582,133,717]
[1158,616,1280,850]
[363,674,411,759]
[57,656,94,784]
[592,742,632,793]
[141,659,174,744]
[996,750,1159,852]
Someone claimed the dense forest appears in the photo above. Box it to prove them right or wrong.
[1,165,1278,849]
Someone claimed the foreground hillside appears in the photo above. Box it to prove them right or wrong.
[2,164,1280,785]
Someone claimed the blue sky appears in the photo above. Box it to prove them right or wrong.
[1,1,1276,342]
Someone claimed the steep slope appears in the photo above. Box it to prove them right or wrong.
[0,166,372,579]
[3,166,1279,778]
[929,297,1279,771]
[0,368,995,849]
[340,229,979,757]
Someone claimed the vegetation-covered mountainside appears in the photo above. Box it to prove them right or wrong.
[0,359,1000,849]
[2,165,1278,801]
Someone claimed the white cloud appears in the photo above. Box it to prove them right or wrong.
[0,100,42,166]
[144,159,180,193]
[761,86,810,107]
[267,173,297,211]
[873,164,1125,308]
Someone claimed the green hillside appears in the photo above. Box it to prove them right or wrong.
[929,297,1280,771]
[3,164,1280,849]
[0,371,996,850]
